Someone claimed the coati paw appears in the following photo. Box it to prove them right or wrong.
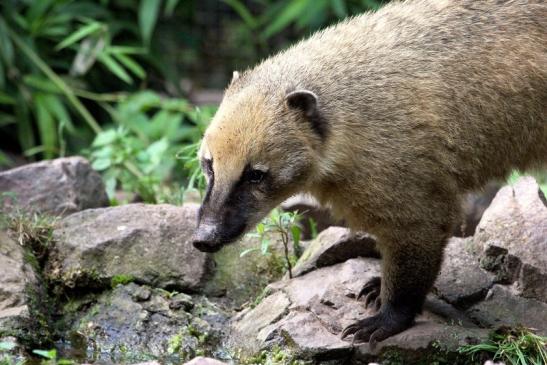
[341,305,414,346]
[357,276,381,311]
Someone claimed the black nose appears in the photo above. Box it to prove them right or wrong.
[192,224,222,253]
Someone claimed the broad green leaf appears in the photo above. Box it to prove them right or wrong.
[139,0,161,47]
[55,21,103,50]
[34,94,58,159]
[91,157,111,171]
[45,95,75,133]
[0,112,15,127]
[331,0,347,18]
[0,57,4,90]
[112,52,146,79]
[0,91,15,105]
[97,52,132,84]
[223,0,258,29]
[15,94,35,153]
[93,129,118,147]
[165,0,181,16]
[361,0,382,10]
[32,349,56,360]
[146,138,169,166]
[23,75,62,93]
[0,17,15,66]
[261,0,308,39]
[108,46,146,55]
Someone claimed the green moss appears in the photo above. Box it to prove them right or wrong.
[110,274,135,288]
[238,346,310,365]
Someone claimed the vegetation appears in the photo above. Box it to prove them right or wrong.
[459,326,547,365]
[242,209,304,278]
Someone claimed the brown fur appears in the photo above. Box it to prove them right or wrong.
[197,0,547,342]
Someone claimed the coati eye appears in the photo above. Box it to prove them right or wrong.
[247,169,265,184]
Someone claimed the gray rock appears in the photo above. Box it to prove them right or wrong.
[466,285,547,336]
[0,231,35,313]
[0,157,108,216]
[475,177,547,302]
[47,203,211,292]
[292,227,378,277]
[434,237,494,307]
[71,283,227,362]
[231,258,488,362]
[184,357,227,365]
[353,321,489,363]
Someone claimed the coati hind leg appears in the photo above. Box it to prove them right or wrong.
[342,221,452,345]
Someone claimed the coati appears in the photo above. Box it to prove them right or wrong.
[192,0,547,344]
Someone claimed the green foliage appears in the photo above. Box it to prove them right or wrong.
[238,345,310,365]
[32,349,73,365]
[110,274,135,288]
[167,324,210,360]
[88,91,214,203]
[459,327,547,365]
[0,0,182,160]
[225,0,387,43]
[242,209,304,278]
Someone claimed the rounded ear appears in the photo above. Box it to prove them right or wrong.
[285,90,318,117]
[232,71,240,81]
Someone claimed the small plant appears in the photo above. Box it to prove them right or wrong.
[458,326,547,365]
[2,208,58,264]
[167,324,210,361]
[110,274,135,288]
[238,345,310,365]
[32,349,73,365]
[242,209,303,278]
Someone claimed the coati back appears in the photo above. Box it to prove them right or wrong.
[192,0,547,343]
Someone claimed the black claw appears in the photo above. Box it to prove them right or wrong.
[364,290,379,308]
[357,276,381,300]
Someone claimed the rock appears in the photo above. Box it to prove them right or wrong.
[230,258,488,362]
[184,357,227,365]
[0,231,35,313]
[281,194,342,239]
[475,177,547,302]
[466,285,547,336]
[71,283,227,363]
[292,227,379,277]
[0,157,108,216]
[434,237,494,307]
[47,204,211,292]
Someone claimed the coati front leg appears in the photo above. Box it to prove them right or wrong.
[342,223,450,344]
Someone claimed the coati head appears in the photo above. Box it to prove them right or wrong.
[191,80,327,253]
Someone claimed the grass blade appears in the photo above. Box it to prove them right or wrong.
[55,21,103,50]
[97,52,132,84]
[139,0,161,47]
